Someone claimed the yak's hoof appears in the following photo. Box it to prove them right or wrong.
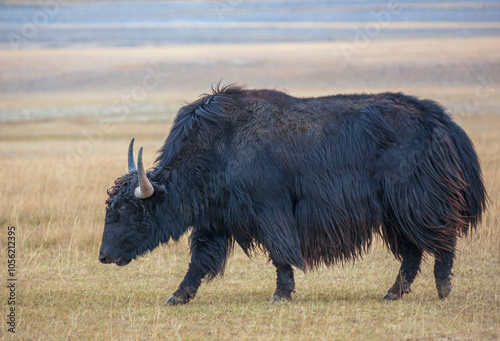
[382,291,401,301]
[166,295,189,305]
[270,294,292,303]
[437,281,452,300]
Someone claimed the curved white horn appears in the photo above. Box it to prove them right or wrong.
[134,147,154,199]
[128,138,137,172]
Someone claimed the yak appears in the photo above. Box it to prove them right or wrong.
[99,85,486,305]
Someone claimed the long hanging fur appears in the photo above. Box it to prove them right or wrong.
[107,86,487,275]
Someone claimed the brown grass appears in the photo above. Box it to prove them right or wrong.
[0,113,499,340]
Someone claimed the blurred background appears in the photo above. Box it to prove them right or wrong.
[1,0,499,122]
[1,2,499,339]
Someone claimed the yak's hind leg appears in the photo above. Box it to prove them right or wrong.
[434,239,456,299]
[383,241,423,300]
[270,261,295,302]
[166,230,230,305]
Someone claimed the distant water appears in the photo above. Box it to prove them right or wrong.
[1,0,500,49]
[1,1,499,122]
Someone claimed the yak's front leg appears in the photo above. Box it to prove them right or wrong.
[255,208,302,303]
[270,261,295,302]
[166,231,229,305]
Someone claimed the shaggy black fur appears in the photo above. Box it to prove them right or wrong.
[99,85,487,304]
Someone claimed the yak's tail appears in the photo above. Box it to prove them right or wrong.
[449,121,488,233]
[380,103,487,259]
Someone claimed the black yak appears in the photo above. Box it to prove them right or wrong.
[99,85,487,304]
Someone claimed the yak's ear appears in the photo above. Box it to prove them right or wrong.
[151,185,166,201]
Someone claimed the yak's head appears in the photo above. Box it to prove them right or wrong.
[99,138,165,266]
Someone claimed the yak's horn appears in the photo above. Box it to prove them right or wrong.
[134,147,154,199]
[128,138,137,172]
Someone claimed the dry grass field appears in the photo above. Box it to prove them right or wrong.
[1,7,500,337]
[0,112,498,340]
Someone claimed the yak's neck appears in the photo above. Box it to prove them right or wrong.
[153,161,221,231]
[150,166,200,239]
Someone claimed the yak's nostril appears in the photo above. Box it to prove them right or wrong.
[99,253,110,264]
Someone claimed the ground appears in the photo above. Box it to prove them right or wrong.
[1,109,499,341]
[0,2,499,339]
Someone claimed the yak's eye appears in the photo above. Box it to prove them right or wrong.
[119,205,127,212]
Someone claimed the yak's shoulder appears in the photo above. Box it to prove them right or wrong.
[154,84,243,169]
